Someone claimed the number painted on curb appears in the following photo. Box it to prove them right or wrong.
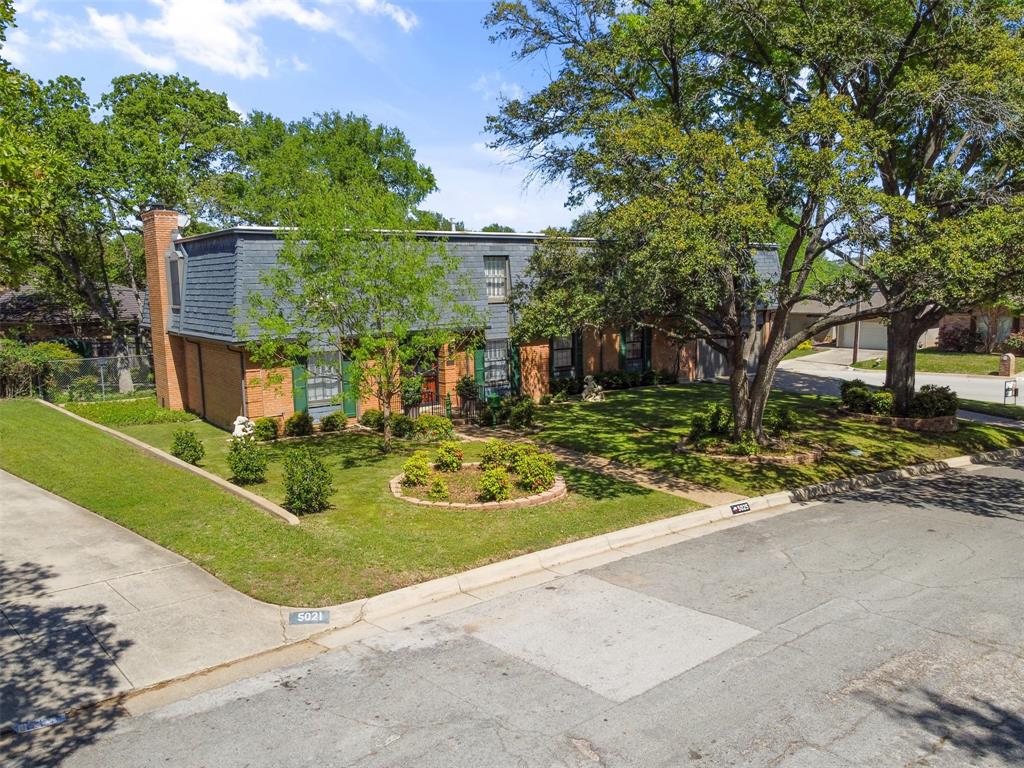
[730,501,751,515]
[289,610,330,625]
[15,715,67,733]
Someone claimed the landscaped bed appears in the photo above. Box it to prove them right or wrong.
[0,399,695,606]
[532,383,1024,496]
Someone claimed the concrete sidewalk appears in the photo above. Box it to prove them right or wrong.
[0,470,323,729]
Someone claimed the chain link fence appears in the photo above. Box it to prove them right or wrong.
[37,355,155,402]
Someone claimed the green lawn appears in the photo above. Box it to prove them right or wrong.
[533,384,1024,496]
[852,349,1004,375]
[958,398,1024,422]
[0,399,694,607]
[784,346,822,360]
[65,395,195,426]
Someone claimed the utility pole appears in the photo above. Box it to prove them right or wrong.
[851,245,864,365]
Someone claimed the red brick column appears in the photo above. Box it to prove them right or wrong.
[142,208,187,411]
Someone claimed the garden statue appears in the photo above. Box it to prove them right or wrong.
[582,375,605,402]
[232,415,255,438]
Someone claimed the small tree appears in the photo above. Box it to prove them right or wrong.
[246,181,478,451]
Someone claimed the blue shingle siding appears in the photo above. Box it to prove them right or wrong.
[169,227,779,344]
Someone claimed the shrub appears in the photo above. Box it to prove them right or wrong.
[64,397,194,427]
[726,431,760,456]
[1004,331,1024,354]
[689,403,732,443]
[284,411,313,437]
[508,399,536,429]
[515,451,556,492]
[319,412,344,432]
[428,476,449,502]
[479,438,508,470]
[506,442,541,474]
[252,417,279,442]
[282,447,333,514]
[763,406,797,437]
[415,414,454,441]
[402,451,432,486]
[870,390,895,416]
[909,385,959,418]
[478,467,512,502]
[359,409,385,431]
[170,428,205,465]
[550,377,583,397]
[388,412,415,438]
[401,377,423,408]
[434,440,464,472]
[30,341,78,361]
[841,379,873,414]
[478,403,499,427]
[797,339,813,350]
[455,375,479,403]
[227,437,268,485]
[69,374,99,401]
[539,393,553,406]
[938,324,982,352]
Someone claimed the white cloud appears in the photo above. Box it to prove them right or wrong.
[419,143,578,232]
[472,72,525,103]
[2,27,30,65]
[25,0,417,79]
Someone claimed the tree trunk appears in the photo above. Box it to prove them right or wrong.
[728,340,752,441]
[112,326,135,394]
[887,309,919,416]
[380,395,393,452]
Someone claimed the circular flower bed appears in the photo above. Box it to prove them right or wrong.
[391,439,567,509]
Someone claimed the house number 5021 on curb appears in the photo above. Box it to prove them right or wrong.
[289,610,330,625]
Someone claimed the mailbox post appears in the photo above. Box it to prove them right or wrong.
[1005,379,1020,406]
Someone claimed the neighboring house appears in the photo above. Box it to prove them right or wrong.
[0,283,147,357]
[787,295,939,351]
[940,308,1023,351]
[141,208,781,429]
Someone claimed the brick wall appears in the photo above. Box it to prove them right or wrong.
[197,342,245,429]
[244,353,294,425]
[142,208,187,410]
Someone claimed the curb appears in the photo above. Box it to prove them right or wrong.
[8,443,1022,733]
[36,399,300,526]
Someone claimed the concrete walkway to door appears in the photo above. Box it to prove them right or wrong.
[0,470,322,731]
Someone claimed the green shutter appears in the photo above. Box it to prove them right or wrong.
[341,360,357,417]
[510,343,522,395]
[474,348,485,389]
[291,364,308,413]
[643,327,653,372]
[618,328,627,370]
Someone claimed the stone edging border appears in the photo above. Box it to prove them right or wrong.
[389,463,567,509]
[843,410,959,432]
[679,448,823,465]
[36,399,300,526]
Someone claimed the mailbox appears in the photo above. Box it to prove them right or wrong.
[1005,379,1020,404]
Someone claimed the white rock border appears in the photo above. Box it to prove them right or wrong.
[390,462,567,510]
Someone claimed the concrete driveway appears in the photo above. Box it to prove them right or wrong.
[34,457,1024,768]
[0,470,321,733]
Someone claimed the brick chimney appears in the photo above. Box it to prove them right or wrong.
[142,207,187,410]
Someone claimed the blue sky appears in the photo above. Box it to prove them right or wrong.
[5,0,576,231]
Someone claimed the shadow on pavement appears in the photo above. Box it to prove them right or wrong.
[830,460,1024,521]
[771,369,845,398]
[0,560,132,767]
[860,687,1024,764]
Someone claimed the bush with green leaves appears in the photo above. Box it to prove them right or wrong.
[515,451,556,492]
[763,406,797,437]
[282,446,333,514]
[841,379,874,414]
[402,450,432,486]
[909,385,959,418]
[227,436,268,485]
[434,440,464,472]
[252,417,279,442]
[870,390,896,416]
[508,398,536,429]
[455,375,479,403]
[477,403,499,427]
[170,428,205,465]
[479,438,508,470]
[319,412,344,432]
[428,476,449,502]
[726,431,760,456]
[477,467,512,502]
[1004,331,1024,354]
[415,414,454,441]
[359,408,385,431]
[284,410,313,437]
[539,393,554,406]
[388,412,416,438]
[688,402,733,442]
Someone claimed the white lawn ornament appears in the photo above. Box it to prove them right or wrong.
[232,415,255,438]
[582,375,605,402]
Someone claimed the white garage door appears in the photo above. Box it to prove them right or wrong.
[837,321,888,350]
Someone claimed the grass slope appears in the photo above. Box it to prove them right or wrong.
[0,400,693,606]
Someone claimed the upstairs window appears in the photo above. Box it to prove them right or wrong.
[484,256,509,302]
[168,253,183,313]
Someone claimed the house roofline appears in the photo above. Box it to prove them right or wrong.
[174,226,596,245]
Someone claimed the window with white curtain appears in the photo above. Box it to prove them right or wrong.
[484,256,509,301]
[484,340,509,384]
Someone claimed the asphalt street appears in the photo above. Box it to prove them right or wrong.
[7,458,1024,768]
